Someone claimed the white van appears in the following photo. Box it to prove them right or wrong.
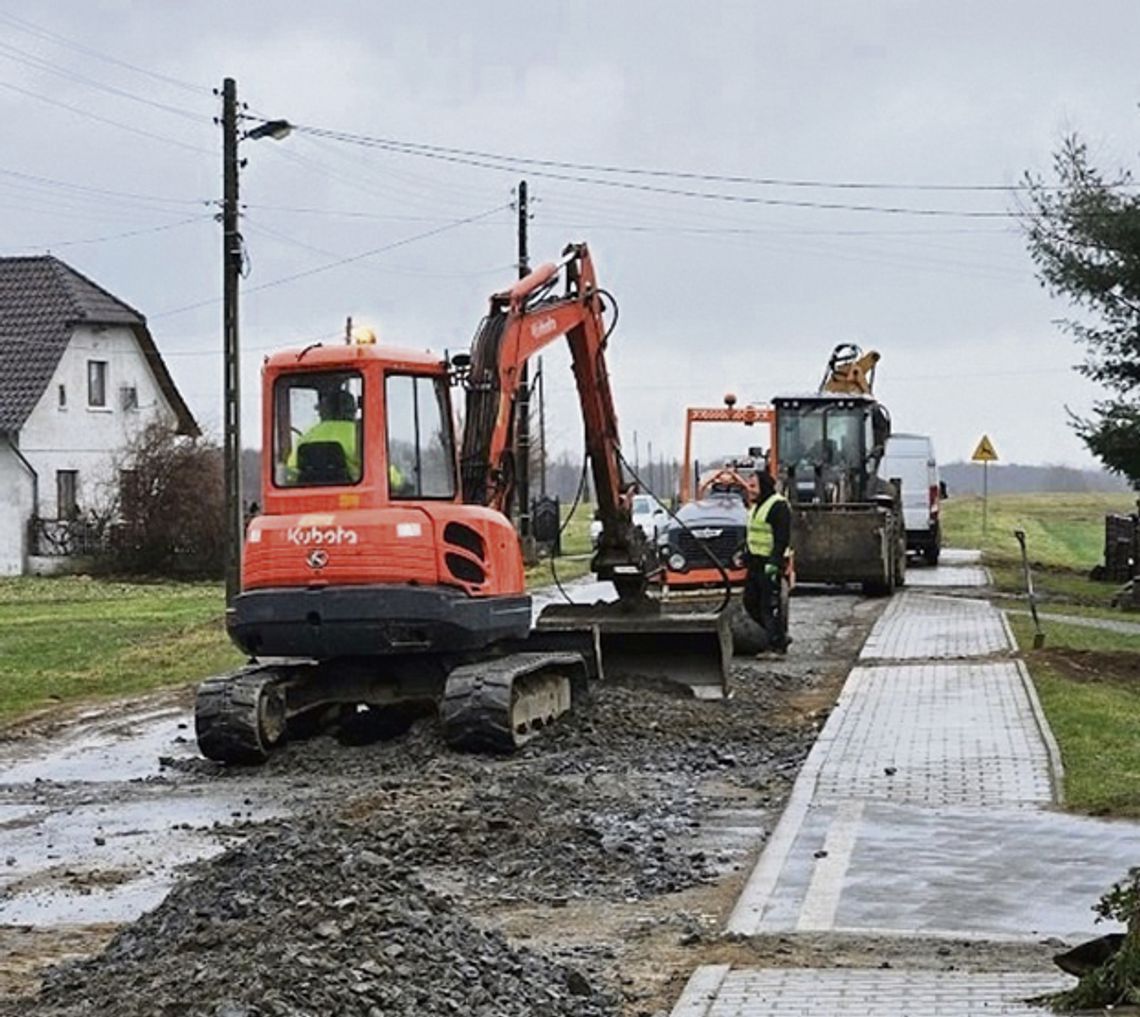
[881,433,944,564]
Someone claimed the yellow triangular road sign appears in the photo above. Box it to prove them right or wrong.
[972,434,999,462]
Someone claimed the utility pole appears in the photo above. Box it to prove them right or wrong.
[537,355,547,496]
[219,79,292,605]
[515,179,537,563]
[221,77,242,605]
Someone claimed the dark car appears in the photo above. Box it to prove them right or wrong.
[658,489,748,588]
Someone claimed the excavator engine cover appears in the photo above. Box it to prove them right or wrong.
[534,601,731,700]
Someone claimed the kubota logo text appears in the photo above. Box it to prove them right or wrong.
[529,316,558,340]
[287,525,359,546]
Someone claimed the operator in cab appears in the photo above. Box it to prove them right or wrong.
[744,468,792,654]
[288,383,362,484]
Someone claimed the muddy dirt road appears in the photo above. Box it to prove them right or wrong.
[0,591,879,1016]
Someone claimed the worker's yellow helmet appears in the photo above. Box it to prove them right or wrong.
[351,326,377,345]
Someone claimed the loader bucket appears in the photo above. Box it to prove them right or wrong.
[535,601,730,699]
[790,503,893,586]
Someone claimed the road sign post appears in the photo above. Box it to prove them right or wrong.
[971,434,999,541]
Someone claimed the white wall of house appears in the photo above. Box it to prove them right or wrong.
[18,324,179,520]
[0,443,35,575]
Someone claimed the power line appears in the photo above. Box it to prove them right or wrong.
[0,9,207,95]
[0,40,207,122]
[40,214,212,249]
[294,127,1021,219]
[152,203,512,320]
[243,216,515,278]
[0,79,213,155]
[294,122,1115,198]
[0,165,208,207]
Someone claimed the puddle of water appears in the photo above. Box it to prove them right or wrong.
[0,863,215,926]
[0,708,198,785]
[0,790,284,926]
[530,577,616,620]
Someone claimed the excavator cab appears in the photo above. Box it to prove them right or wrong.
[233,341,533,662]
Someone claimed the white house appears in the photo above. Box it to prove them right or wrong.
[0,256,198,575]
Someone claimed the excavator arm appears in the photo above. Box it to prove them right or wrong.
[820,343,880,395]
[459,243,651,593]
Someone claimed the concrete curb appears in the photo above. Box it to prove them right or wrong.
[669,964,730,1017]
[1014,655,1067,807]
[724,669,857,934]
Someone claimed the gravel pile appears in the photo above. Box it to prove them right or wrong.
[11,820,617,1017]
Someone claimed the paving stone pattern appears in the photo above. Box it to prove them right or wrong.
[860,594,1012,660]
[680,967,1064,1016]
[671,557,1101,1014]
[939,549,982,565]
[812,663,1053,808]
[904,565,989,588]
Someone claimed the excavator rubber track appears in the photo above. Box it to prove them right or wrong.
[440,652,586,753]
[195,666,289,765]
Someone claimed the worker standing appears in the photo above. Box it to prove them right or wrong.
[744,468,792,653]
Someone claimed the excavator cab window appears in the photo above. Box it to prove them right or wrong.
[385,373,457,500]
[273,371,364,487]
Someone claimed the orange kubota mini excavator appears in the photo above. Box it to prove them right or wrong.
[195,243,728,763]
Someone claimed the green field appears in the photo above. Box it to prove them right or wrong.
[941,491,1134,569]
[958,493,1140,817]
[0,577,242,723]
[523,502,595,587]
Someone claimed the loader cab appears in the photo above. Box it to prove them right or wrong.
[773,394,891,505]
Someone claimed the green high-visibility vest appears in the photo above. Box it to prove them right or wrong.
[747,492,787,557]
[287,420,361,481]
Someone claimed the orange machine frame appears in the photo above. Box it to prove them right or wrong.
[679,395,776,504]
[663,395,775,590]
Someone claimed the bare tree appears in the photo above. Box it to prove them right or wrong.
[108,421,225,577]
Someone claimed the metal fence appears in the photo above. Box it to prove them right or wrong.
[29,517,106,557]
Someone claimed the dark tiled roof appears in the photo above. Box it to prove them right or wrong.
[0,256,198,436]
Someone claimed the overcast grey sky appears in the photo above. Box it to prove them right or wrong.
[4,1,1139,468]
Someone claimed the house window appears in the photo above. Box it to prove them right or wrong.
[58,384,67,409]
[57,470,79,520]
[87,360,108,407]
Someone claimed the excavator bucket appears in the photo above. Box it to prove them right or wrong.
[534,601,731,700]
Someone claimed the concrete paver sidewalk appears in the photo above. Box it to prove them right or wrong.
[859,592,1013,660]
[671,968,1067,1017]
[671,555,1134,1015]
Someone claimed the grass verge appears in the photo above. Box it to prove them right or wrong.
[0,577,242,724]
[1009,613,1140,817]
[0,504,602,723]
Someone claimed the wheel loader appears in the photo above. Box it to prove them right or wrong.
[195,243,729,763]
[773,343,905,595]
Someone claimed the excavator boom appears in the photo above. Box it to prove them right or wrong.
[460,243,651,594]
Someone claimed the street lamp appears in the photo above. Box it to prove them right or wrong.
[220,77,291,605]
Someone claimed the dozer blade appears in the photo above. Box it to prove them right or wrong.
[535,601,730,700]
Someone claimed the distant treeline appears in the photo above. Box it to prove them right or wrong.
[238,448,1130,505]
[940,461,1130,495]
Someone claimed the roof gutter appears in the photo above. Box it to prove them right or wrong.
[4,432,38,519]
